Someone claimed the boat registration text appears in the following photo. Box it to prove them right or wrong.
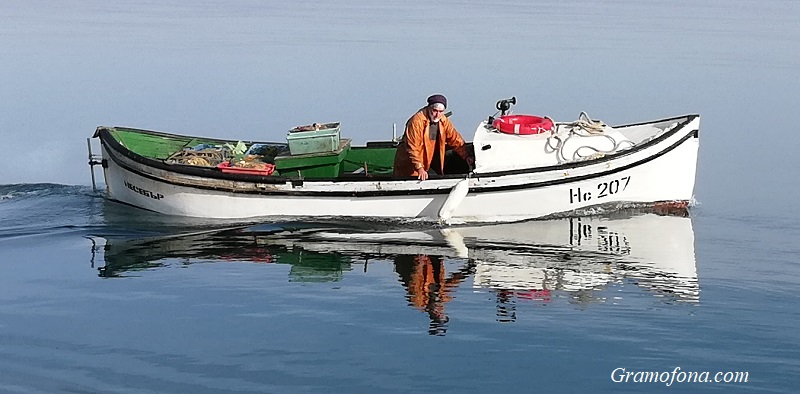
[125,181,164,200]
[569,176,631,204]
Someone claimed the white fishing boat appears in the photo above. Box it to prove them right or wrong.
[89,98,699,223]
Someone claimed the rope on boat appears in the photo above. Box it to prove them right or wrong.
[567,111,607,134]
[569,138,635,162]
[545,112,636,164]
[167,148,226,166]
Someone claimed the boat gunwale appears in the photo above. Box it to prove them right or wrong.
[92,125,288,147]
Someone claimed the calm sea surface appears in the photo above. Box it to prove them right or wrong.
[1,1,800,393]
[1,183,797,394]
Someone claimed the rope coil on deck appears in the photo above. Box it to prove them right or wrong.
[545,112,636,164]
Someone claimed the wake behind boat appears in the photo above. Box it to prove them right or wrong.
[89,98,699,223]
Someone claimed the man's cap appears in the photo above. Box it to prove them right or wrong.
[427,94,447,109]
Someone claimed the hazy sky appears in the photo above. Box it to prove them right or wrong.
[1,0,798,216]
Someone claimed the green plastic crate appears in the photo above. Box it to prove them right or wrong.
[275,139,351,178]
[287,122,341,155]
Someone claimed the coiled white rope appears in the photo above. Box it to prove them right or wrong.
[545,112,636,164]
[568,111,607,134]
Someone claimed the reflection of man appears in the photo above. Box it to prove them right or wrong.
[394,254,473,336]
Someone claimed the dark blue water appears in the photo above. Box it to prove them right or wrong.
[1,183,797,393]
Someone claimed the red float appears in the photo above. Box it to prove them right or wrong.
[492,115,553,135]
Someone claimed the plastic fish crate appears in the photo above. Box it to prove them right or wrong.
[286,123,341,155]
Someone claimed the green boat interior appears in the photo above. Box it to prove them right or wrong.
[105,126,472,179]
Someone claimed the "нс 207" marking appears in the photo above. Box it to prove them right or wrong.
[569,176,631,204]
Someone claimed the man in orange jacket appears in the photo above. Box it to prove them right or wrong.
[393,94,472,180]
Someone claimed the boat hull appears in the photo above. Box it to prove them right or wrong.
[98,116,699,223]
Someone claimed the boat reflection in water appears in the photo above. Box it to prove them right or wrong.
[90,209,698,335]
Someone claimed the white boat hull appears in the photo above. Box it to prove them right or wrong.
[99,115,699,223]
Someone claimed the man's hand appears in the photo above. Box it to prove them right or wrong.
[418,171,429,181]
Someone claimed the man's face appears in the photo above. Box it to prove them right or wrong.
[428,104,445,123]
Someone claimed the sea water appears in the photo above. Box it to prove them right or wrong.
[2,0,799,392]
[0,184,797,393]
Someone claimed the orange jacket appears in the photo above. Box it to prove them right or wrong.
[393,108,469,177]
